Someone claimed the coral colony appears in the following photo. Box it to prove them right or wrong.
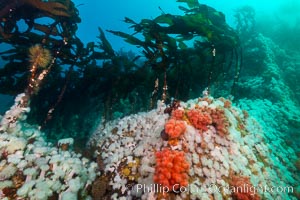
[88,95,298,199]
[0,94,98,199]
[0,37,299,200]
[0,40,97,200]
[0,91,298,199]
[0,43,298,199]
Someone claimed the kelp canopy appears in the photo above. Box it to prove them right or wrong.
[108,0,240,101]
[0,0,80,43]
[0,0,240,142]
[0,0,82,94]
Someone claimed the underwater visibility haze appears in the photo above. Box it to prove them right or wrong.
[0,0,299,199]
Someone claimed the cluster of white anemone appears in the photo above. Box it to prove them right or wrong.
[89,97,298,200]
[0,93,98,200]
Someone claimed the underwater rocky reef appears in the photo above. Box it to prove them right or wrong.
[0,94,97,199]
[0,0,299,199]
[0,92,299,199]
[87,95,298,199]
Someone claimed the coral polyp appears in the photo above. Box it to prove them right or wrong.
[154,148,189,189]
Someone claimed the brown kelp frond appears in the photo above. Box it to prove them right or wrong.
[0,0,72,18]
[26,0,70,17]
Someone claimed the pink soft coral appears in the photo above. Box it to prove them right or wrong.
[171,109,185,120]
[165,119,186,139]
[154,149,189,190]
[210,108,230,136]
[187,109,212,131]
[229,174,260,200]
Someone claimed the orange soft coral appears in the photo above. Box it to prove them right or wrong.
[164,119,186,139]
[171,109,185,120]
[229,174,260,200]
[154,149,189,190]
[187,109,212,131]
[210,108,230,136]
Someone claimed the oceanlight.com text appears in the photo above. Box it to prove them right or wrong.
[131,183,294,195]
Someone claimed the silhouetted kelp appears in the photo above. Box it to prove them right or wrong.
[108,0,241,101]
[0,0,81,94]
[0,0,242,143]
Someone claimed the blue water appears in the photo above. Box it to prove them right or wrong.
[72,0,300,51]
